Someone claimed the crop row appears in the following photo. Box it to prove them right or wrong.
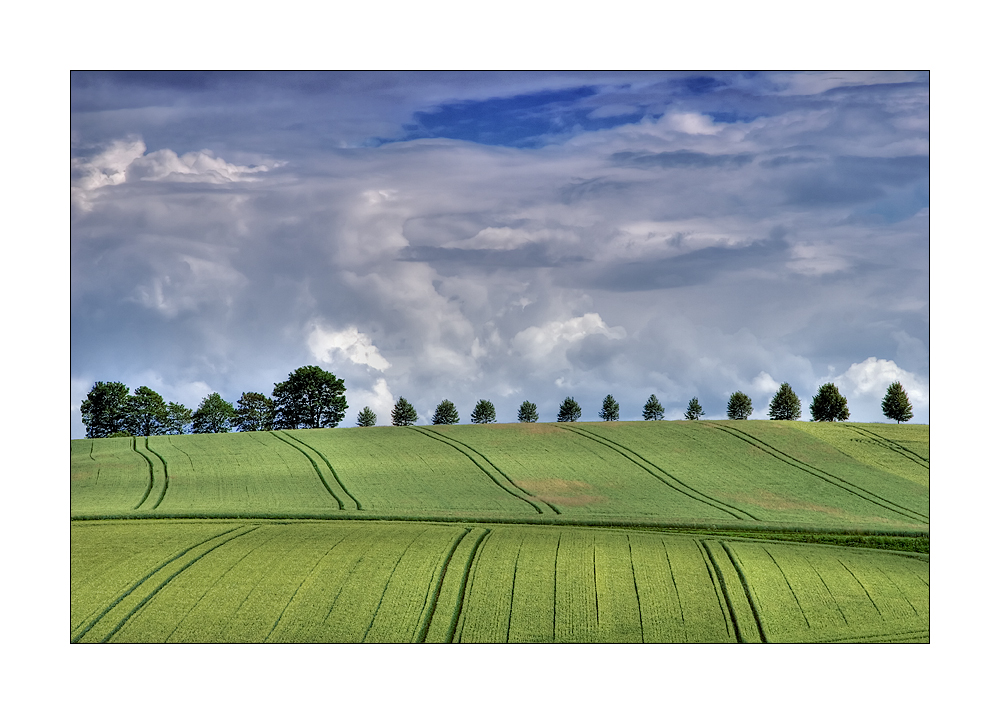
[71,521,929,643]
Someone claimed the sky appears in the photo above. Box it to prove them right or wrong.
[70,71,929,436]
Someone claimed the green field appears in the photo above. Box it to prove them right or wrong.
[71,421,929,643]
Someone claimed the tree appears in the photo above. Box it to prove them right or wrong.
[727,392,753,420]
[881,381,913,424]
[272,365,348,429]
[768,383,802,421]
[81,381,132,438]
[642,394,664,421]
[557,397,582,422]
[598,394,619,421]
[391,397,418,426]
[126,386,169,436]
[193,392,236,433]
[517,400,538,423]
[684,397,705,420]
[234,392,275,432]
[810,383,850,421]
[471,399,497,424]
[356,407,378,427]
[432,399,460,425]
[164,402,193,435]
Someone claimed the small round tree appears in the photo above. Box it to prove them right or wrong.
[684,397,705,420]
[193,392,236,433]
[881,381,913,424]
[727,392,753,420]
[642,394,665,421]
[432,399,460,425]
[356,406,377,427]
[391,397,418,426]
[768,383,801,421]
[517,400,539,423]
[557,397,582,422]
[234,392,275,432]
[598,394,619,421]
[810,383,849,421]
[470,399,497,424]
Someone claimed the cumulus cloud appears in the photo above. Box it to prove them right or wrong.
[308,324,391,371]
[346,377,395,426]
[834,357,928,406]
[512,313,626,367]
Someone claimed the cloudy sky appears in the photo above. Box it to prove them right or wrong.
[70,71,929,436]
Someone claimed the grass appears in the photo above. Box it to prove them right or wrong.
[70,420,929,643]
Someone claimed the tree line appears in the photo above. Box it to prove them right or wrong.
[81,365,916,439]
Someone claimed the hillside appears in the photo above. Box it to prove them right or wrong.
[70,421,930,643]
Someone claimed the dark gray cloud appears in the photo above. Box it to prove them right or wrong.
[71,71,929,435]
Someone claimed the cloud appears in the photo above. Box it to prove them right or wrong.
[611,149,754,170]
[308,324,391,371]
[512,313,626,367]
[834,357,928,406]
[346,377,395,426]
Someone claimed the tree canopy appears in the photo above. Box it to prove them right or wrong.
[470,399,497,424]
[234,392,275,432]
[727,392,753,420]
[272,365,348,429]
[768,383,801,421]
[642,394,664,421]
[598,394,619,421]
[391,397,418,426]
[356,406,378,427]
[193,392,236,433]
[432,399,460,425]
[557,397,582,422]
[81,381,132,438]
[882,381,913,423]
[127,386,169,436]
[517,401,539,423]
[164,401,193,435]
[810,383,849,421]
[684,397,704,420]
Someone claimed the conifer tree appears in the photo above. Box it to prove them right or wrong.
[391,397,418,426]
[810,383,849,421]
[517,400,539,423]
[727,392,753,420]
[432,399,461,425]
[768,383,802,421]
[642,394,665,421]
[881,381,913,424]
[127,386,170,436]
[470,399,497,424]
[684,397,705,420]
[557,397,582,422]
[356,406,377,427]
[164,402,194,435]
[598,394,619,421]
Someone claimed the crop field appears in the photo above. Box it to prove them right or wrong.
[71,520,928,643]
[70,421,929,643]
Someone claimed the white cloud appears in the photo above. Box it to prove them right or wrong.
[833,357,928,406]
[347,378,395,426]
[308,324,391,371]
[749,371,781,397]
[512,313,626,365]
[786,243,850,275]
[660,112,721,135]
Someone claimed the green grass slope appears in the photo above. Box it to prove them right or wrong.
[71,520,928,643]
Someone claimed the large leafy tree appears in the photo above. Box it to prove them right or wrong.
[810,383,849,421]
[356,407,378,427]
[684,397,705,420]
[272,365,348,429]
[193,392,236,433]
[727,392,753,420]
[557,397,582,422]
[127,386,169,436]
[164,402,193,435]
[517,400,538,423]
[432,399,460,425]
[768,383,802,421]
[81,381,132,438]
[234,392,275,432]
[391,397,418,426]
[470,399,497,424]
[881,381,914,424]
[642,394,664,421]
[598,394,619,421]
